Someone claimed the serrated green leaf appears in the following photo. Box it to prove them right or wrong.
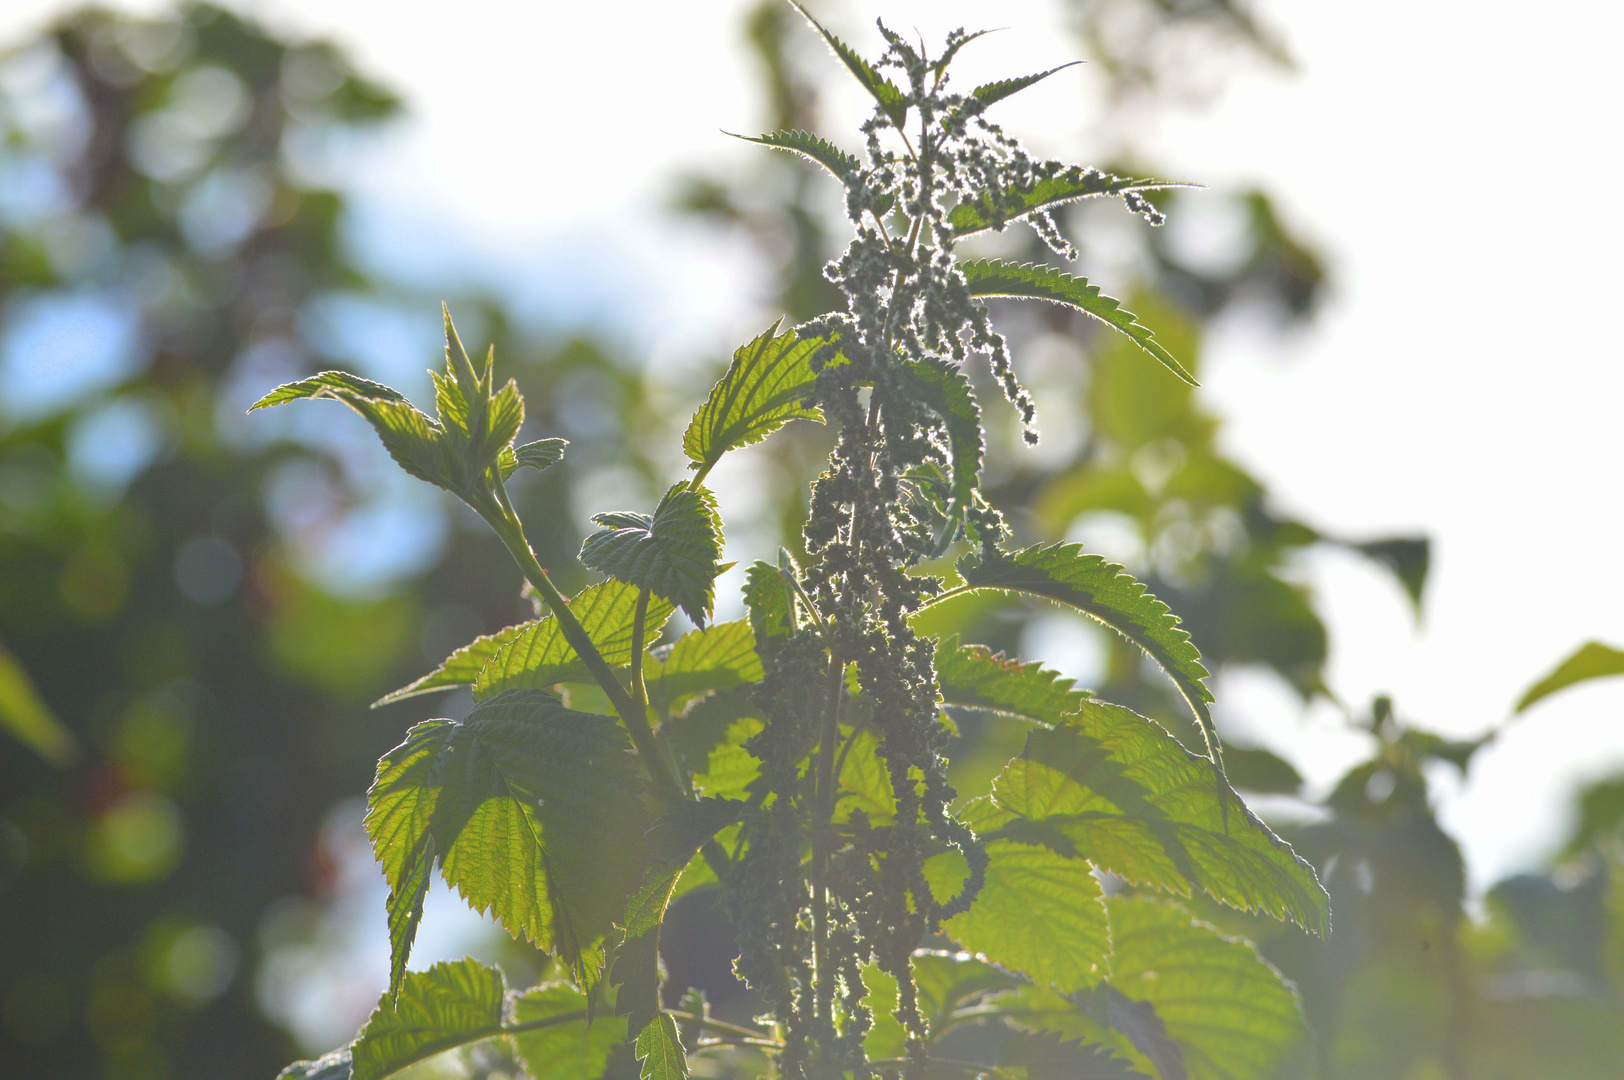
[865,950,1022,1062]
[970,62,1080,108]
[990,703,1328,935]
[250,371,462,492]
[684,323,831,479]
[997,1031,1152,1080]
[581,483,725,626]
[962,260,1196,385]
[949,543,1218,767]
[475,580,675,699]
[789,1,908,125]
[635,1013,688,1080]
[365,690,649,984]
[836,726,897,824]
[935,635,1090,727]
[1103,898,1304,1080]
[511,983,624,1080]
[924,834,1110,993]
[729,129,860,180]
[375,622,532,707]
[350,959,508,1080]
[743,561,796,645]
[499,437,567,478]
[0,642,76,764]
[383,830,435,999]
[649,620,763,711]
[947,170,1188,239]
[896,357,983,535]
[691,716,764,800]
[1515,641,1624,714]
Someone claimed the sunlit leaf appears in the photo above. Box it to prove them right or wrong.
[962,260,1196,385]
[990,703,1329,934]
[729,129,860,180]
[350,959,508,1080]
[684,322,831,479]
[365,690,649,984]
[948,544,1218,767]
[581,483,726,626]
[970,62,1080,108]
[276,1050,352,1080]
[499,437,568,478]
[998,1031,1152,1080]
[475,580,675,699]
[935,635,1090,727]
[897,357,983,534]
[947,169,1188,239]
[789,1,908,125]
[375,622,532,707]
[511,983,625,1080]
[1515,641,1624,714]
[650,620,764,710]
[635,1013,689,1080]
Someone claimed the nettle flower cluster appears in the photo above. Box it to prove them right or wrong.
[267,7,1327,1080]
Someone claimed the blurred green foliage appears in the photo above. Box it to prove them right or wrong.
[1,2,1620,1078]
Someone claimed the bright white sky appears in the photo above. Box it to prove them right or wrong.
[5,0,1621,893]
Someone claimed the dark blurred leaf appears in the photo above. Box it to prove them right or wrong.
[1350,536,1430,614]
[0,643,76,764]
[998,1030,1151,1079]
[1220,745,1303,795]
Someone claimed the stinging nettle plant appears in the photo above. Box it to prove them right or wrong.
[267,7,1328,1080]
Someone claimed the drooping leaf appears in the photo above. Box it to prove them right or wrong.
[684,322,831,479]
[475,580,675,699]
[580,483,725,626]
[997,1031,1152,1080]
[962,260,1196,385]
[947,169,1188,239]
[1221,745,1303,796]
[511,983,625,1080]
[925,828,1111,993]
[896,357,983,533]
[0,642,76,764]
[935,636,1090,727]
[383,830,435,999]
[1083,983,1187,1080]
[789,1,908,126]
[1348,535,1429,614]
[990,703,1329,935]
[365,690,650,984]
[970,62,1080,108]
[649,620,764,710]
[729,129,860,181]
[1103,898,1305,1080]
[499,437,568,478]
[949,544,1219,766]
[635,1013,689,1080]
[1515,641,1624,714]
[375,622,532,707]
[350,959,508,1080]
[250,371,463,492]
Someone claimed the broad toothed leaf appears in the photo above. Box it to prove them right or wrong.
[580,483,725,626]
[990,703,1329,935]
[475,580,674,699]
[383,831,435,999]
[684,322,833,478]
[250,371,462,491]
[635,1013,688,1080]
[962,259,1196,385]
[350,959,508,1080]
[1515,641,1624,714]
[276,1051,352,1080]
[998,1031,1153,1080]
[789,1,908,126]
[650,620,763,710]
[511,983,624,1080]
[896,357,983,536]
[970,62,1081,108]
[935,635,1091,727]
[947,543,1218,766]
[925,824,1111,993]
[730,129,860,181]
[365,690,649,984]
[947,169,1188,239]
[862,950,1019,1062]
[1102,898,1305,1080]
[375,622,532,707]
[499,437,567,478]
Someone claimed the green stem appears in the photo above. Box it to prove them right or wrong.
[666,1010,781,1045]
[810,650,845,1029]
[630,587,652,709]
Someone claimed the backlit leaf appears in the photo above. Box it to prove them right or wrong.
[276,1051,352,1080]
[970,63,1080,108]
[991,703,1329,935]
[580,483,725,626]
[935,635,1090,727]
[947,169,1188,239]
[650,620,764,711]
[1515,641,1624,714]
[375,622,531,707]
[730,129,860,180]
[962,260,1196,385]
[475,580,675,699]
[897,357,983,536]
[365,690,649,983]
[511,983,624,1080]
[499,437,567,478]
[635,1013,689,1080]
[789,1,908,125]
[350,959,507,1080]
[684,322,830,479]
[998,1031,1152,1080]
